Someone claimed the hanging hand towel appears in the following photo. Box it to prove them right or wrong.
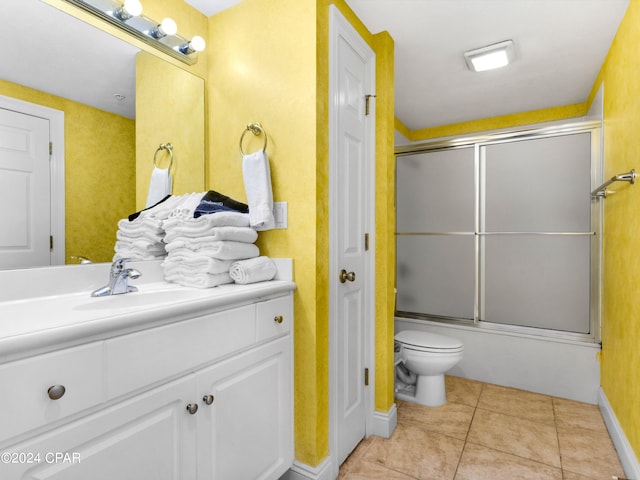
[229,256,277,285]
[242,150,275,231]
[145,167,173,208]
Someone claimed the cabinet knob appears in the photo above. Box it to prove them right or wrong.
[202,394,215,405]
[186,403,199,415]
[47,385,66,400]
[274,315,284,324]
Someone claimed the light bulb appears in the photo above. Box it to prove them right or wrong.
[160,18,177,36]
[123,0,142,17]
[190,35,206,52]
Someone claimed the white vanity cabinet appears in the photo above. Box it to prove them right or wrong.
[0,290,294,480]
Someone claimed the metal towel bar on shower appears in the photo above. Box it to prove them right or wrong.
[591,169,636,198]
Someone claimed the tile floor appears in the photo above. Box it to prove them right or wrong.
[338,376,625,480]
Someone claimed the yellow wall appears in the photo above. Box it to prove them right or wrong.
[588,0,640,460]
[400,103,588,141]
[207,0,395,466]
[135,52,205,210]
[0,80,135,263]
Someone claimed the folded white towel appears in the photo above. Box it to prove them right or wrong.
[163,211,251,232]
[113,249,166,262]
[117,217,164,234]
[138,193,203,221]
[165,240,260,260]
[242,150,275,231]
[145,167,172,208]
[115,240,166,255]
[116,229,164,244]
[168,193,206,219]
[162,255,233,275]
[229,256,277,284]
[165,227,258,244]
[165,270,233,289]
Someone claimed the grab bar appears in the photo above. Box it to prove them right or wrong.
[591,169,636,198]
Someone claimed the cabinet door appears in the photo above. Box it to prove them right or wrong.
[196,337,293,480]
[1,376,197,480]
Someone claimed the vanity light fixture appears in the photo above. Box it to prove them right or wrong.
[60,0,206,65]
[149,18,178,39]
[464,40,515,72]
[179,35,206,54]
[112,0,142,21]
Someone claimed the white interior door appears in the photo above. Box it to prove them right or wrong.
[329,6,376,468]
[0,107,51,268]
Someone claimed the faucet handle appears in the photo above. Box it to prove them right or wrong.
[111,257,132,273]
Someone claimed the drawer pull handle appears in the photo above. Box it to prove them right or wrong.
[274,315,284,324]
[202,394,215,405]
[186,403,199,415]
[47,385,66,400]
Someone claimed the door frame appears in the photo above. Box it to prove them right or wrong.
[328,5,376,477]
[0,94,65,266]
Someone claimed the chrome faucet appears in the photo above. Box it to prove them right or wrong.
[91,258,142,297]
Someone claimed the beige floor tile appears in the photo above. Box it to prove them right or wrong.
[339,435,376,475]
[398,400,475,440]
[558,427,625,479]
[561,470,598,480]
[455,443,562,480]
[363,423,464,480]
[553,397,607,432]
[338,458,416,480]
[477,383,555,424]
[446,375,483,407]
[467,408,561,467]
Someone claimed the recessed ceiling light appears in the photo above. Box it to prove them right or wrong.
[464,40,515,72]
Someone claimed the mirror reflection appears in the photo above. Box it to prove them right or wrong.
[0,0,140,269]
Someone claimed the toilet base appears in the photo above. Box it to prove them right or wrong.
[395,374,446,407]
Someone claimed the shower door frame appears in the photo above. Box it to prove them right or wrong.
[395,120,602,344]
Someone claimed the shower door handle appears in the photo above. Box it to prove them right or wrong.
[339,269,356,283]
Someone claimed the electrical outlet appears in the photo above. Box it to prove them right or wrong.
[273,202,288,229]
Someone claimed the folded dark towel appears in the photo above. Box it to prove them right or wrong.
[128,194,172,221]
[194,190,249,218]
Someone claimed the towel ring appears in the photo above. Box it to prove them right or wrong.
[239,123,268,156]
[154,143,173,171]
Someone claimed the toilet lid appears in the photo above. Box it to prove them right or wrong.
[395,330,463,350]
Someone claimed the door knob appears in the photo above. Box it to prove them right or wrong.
[339,269,356,283]
[186,403,199,415]
[202,394,214,405]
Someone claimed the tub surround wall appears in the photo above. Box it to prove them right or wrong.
[395,318,601,404]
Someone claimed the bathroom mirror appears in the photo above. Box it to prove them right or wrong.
[0,0,202,270]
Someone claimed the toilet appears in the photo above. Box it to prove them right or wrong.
[394,330,463,407]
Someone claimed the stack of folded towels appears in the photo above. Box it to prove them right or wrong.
[114,190,279,288]
[113,193,204,261]
[162,211,260,288]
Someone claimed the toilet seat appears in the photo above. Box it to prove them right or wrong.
[395,330,463,353]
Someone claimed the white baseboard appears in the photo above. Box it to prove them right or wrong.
[599,388,640,479]
[280,457,333,480]
[371,403,397,438]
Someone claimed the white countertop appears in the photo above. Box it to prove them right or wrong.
[0,259,295,363]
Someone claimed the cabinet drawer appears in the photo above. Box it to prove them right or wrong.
[0,342,104,445]
[256,295,292,342]
[106,305,255,400]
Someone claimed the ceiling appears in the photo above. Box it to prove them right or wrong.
[2,0,138,119]
[344,0,630,132]
[4,0,629,129]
